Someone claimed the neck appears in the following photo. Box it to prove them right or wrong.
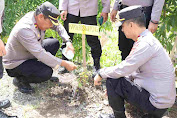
[132,27,146,41]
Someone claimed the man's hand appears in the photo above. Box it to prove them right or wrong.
[94,74,102,86]
[61,60,77,71]
[100,12,108,24]
[148,22,158,34]
[66,42,75,54]
[60,10,68,21]
[110,9,118,22]
[0,40,6,56]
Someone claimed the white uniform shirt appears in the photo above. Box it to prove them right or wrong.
[100,29,176,109]
[59,0,110,17]
[3,12,70,69]
[113,0,165,21]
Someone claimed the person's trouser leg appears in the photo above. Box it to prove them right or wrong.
[106,78,126,118]
[6,38,59,83]
[63,13,80,60]
[81,15,102,70]
[0,57,3,78]
[106,78,167,118]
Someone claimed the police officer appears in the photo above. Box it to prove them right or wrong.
[110,0,165,60]
[59,0,110,73]
[3,2,77,94]
[94,6,176,118]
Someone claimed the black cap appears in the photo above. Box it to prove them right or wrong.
[38,1,60,26]
[116,6,145,27]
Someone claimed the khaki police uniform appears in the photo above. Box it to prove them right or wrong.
[113,0,165,60]
[3,11,70,83]
[99,29,175,117]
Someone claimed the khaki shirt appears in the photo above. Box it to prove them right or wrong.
[99,30,176,109]
[59,0,110,17]
[0,0,4,33]
[113,0,165,21]
[3,11,70,69]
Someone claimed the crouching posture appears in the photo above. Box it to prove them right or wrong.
[3,2,77,94]
[94,6,176,118]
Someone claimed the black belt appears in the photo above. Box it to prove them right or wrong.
[121,4,152,11]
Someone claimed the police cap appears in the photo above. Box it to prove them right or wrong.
[116,6,145,27]
[38,1,60,26]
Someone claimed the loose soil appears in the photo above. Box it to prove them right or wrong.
[0,70,176,118]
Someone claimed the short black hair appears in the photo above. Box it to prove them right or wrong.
[35,8,48,19]
[126,15,146,27]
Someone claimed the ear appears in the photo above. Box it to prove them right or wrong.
[129,22,134,27]
[38,14,45,21]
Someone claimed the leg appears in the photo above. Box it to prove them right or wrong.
[0,56,3,78]
[6,38,59,93]
[63,13,80,60]
[58,14,80,73]
[107,78,167,118]
[6,59,53,94]
[106,78,126,118]
[7,37,60,83]
[118,28,134,60]
[81,16,102,70]
[7,59,53,83]
[42,38,60,55]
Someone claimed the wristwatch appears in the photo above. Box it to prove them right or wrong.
[150,20,159,24]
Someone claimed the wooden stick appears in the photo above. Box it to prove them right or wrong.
[82,34,86,70]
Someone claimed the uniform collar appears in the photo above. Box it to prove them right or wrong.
[139,29,150,37]
[136,29,150,41]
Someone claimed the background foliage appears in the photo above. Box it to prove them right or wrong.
[1,0,176,68]
[155,0,177,53]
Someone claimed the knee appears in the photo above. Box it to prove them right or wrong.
[52,38,60,50]
[40,67,53,82]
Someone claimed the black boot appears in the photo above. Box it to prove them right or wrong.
[113,110,126,118]
[142,108,167,118]
[13,78,35,94]
[108,96,126,118]
[0,99,10,109]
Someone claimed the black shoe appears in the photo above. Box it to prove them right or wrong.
[58,67,69,74]
[98,113,115,118]
[13,78,35,94]
[0,111,18,118]
[0,99,10,109]
[50,77,59,82]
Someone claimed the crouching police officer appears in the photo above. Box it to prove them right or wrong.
[3,1,77,94]
[94,6,176,118]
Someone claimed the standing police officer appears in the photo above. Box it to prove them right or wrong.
[110,0,165,60]
[3,2,77,94]
[59,0,110,73]
[94,6,176,118]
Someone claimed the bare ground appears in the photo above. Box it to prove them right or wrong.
[0,69,177,118]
